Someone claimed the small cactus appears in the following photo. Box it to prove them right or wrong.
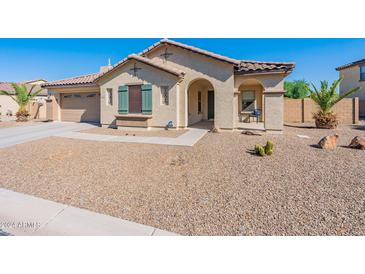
[265,140,274,155]
[255,144,266,157]
[254,140,274,157]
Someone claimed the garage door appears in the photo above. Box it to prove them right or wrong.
[61,92,100,123]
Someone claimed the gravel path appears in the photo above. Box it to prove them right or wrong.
[80,127,187,138]
[1,124,365,235]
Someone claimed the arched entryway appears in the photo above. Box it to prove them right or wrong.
[238,79,264,124]
[186,78,214,127]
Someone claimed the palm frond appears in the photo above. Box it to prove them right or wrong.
[0,89,18,103]
[309,77,361,113]
[29,88,45,98]
[27,85,35,96]
[329,77,343,97]
[333,87,361,105]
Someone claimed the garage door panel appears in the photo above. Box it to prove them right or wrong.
[61,92,100,123]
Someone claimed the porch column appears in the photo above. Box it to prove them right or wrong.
[263,90,285,131]
[233,88,239,128]
[45,98,53,121]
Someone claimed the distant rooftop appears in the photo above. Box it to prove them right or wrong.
[0,81,48,96]
[336,58,365,71]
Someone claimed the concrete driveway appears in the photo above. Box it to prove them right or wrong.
[0,122,97,149]
[0,188,177,236]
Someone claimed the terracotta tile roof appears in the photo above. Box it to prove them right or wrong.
[43,54,185,88]
[41,72,101,88]
[42,40,295,88]
[0,82,48,96]
[236,60,295,74]
[140,39,295,74]
[96,54,185,81]
[140,39,241,65]
[336,58,365,71]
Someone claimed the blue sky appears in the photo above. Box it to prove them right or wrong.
[0,38,364,85]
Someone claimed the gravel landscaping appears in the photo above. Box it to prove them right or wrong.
[80,127,187,138]
[0,124,365,235]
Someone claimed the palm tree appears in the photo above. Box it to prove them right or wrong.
[305,77,360,129]
[0,83,45,121]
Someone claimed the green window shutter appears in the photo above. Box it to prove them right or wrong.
[141,84,152,114]
[118,85,128,114]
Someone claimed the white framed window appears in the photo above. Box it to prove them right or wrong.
[160,86,169,105]
[106,88,113,106]
[241,91,256,111]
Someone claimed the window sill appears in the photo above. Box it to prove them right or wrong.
[115,114,152,119]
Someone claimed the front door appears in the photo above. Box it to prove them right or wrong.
[208,90,214,120]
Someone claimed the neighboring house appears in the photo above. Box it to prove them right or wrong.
[336,59,365,118]
[42,39,295,131]
[0,79,48,119]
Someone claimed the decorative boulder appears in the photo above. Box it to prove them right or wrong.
[241,130,262,136]
[318,134,339,150]
[209,127,219,133]
[348,136,365,150]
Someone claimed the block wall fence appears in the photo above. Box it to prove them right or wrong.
[284,97,359,124]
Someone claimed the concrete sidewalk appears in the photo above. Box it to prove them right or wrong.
[0,121,207,148]
[55,127,208,147]
[0,188,178,236]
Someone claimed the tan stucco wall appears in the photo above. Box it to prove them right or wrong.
[264,93,284,131]
[29,97,47,120]
[0,95,18,115]
[234,74,285,130]
[339,66,365,116]
[0,95,47,119]
[97,60,180,128]
[145,45,235,129]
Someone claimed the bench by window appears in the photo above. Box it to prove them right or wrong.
[361,66,365,81]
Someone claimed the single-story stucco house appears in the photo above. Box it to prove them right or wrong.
[0,79,48,119]
[336,59,365,118]
[42,39,295,131]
